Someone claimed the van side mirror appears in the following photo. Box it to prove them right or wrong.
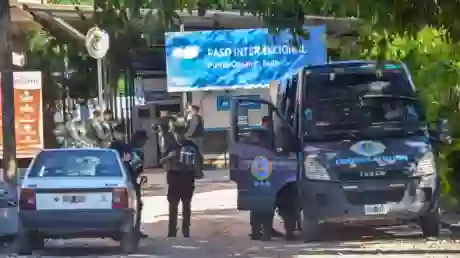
[434,118,452,144]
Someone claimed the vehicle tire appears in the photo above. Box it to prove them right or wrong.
[301,209,323,242]
[420,206,441,238]
[120,225,138,254]
[31,235,45,250]
[15,231,32,255]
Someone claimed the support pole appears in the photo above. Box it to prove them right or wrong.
[0,0,16,183]
[179,23,189,115]
[97,59,104,109]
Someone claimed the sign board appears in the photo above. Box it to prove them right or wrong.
[165,26,326,92]
[0,71,44,158]
[216,95,261,111]
[85,27,110,59]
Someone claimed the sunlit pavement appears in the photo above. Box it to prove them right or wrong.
[2,170,460,257]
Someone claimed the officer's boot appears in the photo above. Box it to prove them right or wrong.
[182,201,192,237]
[261,213,273,242]
[168,202,179,237]
[249,212,262,240]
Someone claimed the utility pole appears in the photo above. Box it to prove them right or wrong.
[0,0,16,183]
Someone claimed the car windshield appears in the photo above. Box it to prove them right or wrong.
[303,66,426,140]
[28,150,123,178]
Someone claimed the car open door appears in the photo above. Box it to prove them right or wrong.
[228,97,298,212]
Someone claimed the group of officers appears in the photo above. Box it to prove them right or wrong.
[58,103,300,242]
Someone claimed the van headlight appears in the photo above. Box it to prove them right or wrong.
[304,157,330,180]
[415,152,436,176]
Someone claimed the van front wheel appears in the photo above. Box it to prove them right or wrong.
[420,207,441,238]
[301,210,322,242]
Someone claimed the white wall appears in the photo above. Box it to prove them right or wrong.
[191,88,270,130]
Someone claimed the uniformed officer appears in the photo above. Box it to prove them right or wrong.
[160,125,199,238]
[129,130,148,238]
[249,116,298,241]
[109,125,148,238]
[85,110,111,147]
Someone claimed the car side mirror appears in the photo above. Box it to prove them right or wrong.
[434,118,452,144]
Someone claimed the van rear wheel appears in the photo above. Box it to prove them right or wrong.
[420,206,441,238]
[15,231,32,255]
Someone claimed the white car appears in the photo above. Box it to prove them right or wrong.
[0,180,18,245]
[16,148,139,254]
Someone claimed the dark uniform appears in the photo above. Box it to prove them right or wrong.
[249,116,298,241]
[160,128,199,238]
[128,130,148,238]
[109,128,148,238]
[85,117,110,147]
[185,106,205,179]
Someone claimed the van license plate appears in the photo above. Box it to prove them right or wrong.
[364,204,388,215]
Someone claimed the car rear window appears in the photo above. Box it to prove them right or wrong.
[28,150,123,178]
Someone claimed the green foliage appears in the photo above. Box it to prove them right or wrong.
[344,27,460,202]
[25,29,97,100]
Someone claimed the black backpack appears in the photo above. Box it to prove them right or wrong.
[179,145,197,171]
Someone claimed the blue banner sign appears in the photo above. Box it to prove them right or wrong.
[216,95,261,111]
[165,26,326,92]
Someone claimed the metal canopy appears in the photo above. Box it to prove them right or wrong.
[22,5,85,43]
[21,4,359,37]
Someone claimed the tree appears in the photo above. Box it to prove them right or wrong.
[24,29,96,153]
[342,27,460,205]
[145,0,460,40]
[25,30,97,101]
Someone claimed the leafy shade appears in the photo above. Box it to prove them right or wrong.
[25,30,97,100]
[345,27,460,202]
[149,0,460,40]
[354,27,460,121]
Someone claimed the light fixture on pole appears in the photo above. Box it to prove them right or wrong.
[85,26,110,110]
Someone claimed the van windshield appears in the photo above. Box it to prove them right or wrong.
[303,66,426,140]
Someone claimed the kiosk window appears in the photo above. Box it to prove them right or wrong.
[138,108,150,119]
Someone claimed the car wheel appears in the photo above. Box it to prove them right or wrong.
[420,206,441,238]
[120,225,138,254]
[301,209,323,242]
[31,235,45,250]
[15,231,32,255]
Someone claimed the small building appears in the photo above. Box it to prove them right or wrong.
[10,1,358,168]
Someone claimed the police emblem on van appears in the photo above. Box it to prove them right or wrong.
[250,156,272,181]
[350,141,386,157]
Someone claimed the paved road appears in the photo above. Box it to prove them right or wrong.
[2,169,460,257]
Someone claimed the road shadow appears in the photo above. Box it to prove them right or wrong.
[7,209,460,257]
[138,209,460,258]
[142,181,235,197]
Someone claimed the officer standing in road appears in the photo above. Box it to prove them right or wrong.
[185,105,204,178]
[128,129,149,238]
[248,116,297,241]
[160,124,199,238]
[185,105,204,150]
[155,110,175,157]
[109,125,148,238]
